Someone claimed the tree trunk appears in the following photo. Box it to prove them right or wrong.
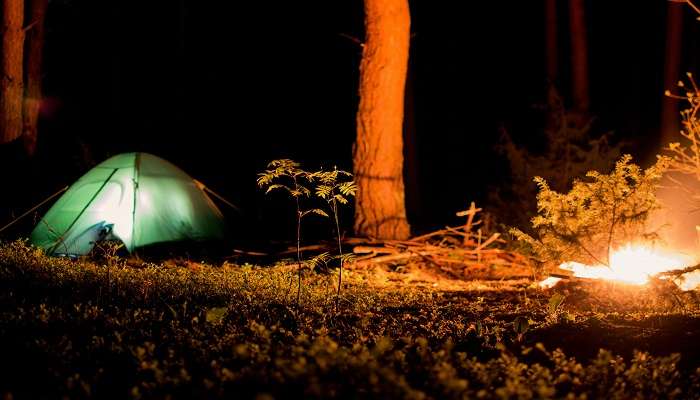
[0,0,24,144]
[544,0,560,133]
[660,1,684,146]
[545,0,558,84]
[403,50,421,229]
[22,0,48,156]
[353,0,411,240]
[569,0,589,115]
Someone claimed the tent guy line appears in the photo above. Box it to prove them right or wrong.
[0,185,68,235]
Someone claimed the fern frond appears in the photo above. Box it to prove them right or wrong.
[300,208,329,218]
[339,181,358,197]
[305,252,332,270]
[298,185,311,197]
[264,184,289,194]
[315,185,333,199]
[334,194,348,204]
[336,253,357,264]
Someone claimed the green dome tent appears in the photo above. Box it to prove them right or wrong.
[30,152,226,256]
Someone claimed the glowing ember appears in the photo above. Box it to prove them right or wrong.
[540,244,693,288]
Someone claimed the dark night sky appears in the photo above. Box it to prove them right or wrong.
[2,0,699,243]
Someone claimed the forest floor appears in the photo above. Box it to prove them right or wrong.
[2,240,700,399]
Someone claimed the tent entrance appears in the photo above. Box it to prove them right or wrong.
[52,221,125,258]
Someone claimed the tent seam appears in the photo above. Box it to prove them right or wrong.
[48,168,120,255]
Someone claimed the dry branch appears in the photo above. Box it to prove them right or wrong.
[655,263,700,279]
[264,204,530,278]
[347,204,531,277]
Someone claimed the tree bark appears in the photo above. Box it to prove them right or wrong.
[545,0,558,84]
[403,50,421,229]
[569,0,589,114]
[660,1,684,146]
[22,0,48,156]
[353,0,411,240]
[544,0,560,133]
[0,0,24,144]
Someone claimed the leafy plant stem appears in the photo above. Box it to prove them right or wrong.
[295,179,303,306]
[332,197,343,310]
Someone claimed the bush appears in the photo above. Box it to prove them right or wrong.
[511,154,669,266]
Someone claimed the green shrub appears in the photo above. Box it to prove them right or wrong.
[511,154,669,266]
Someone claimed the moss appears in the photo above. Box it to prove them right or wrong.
[0,240,699,399]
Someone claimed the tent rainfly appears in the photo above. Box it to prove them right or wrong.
[30,152,226,256]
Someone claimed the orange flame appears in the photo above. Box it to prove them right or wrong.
[540,244,694,288]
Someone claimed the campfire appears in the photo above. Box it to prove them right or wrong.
[540,243,697,289]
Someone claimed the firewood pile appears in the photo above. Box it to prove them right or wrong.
[348,203,532,277]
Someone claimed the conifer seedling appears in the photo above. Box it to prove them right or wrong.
[511,154,669,267]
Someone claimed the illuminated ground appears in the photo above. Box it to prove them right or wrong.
[1,241,700,399]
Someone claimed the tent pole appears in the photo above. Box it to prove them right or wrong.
[0,185,69,234]
[48,169,119,254]
[131,153,140,254]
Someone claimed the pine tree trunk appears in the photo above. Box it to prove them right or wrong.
[660,1,684,146]
[0,0,24,144]
[544,0,560,133]
[353,0,411,240]
[545,0,558,84]
[403,52,421,228]
[569,0,589,115]
[22,0,48,156]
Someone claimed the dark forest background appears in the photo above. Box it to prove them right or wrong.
[1,0,698,244]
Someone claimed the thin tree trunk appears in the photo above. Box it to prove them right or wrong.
[1,0,24,144]
[660,1,684,146]
[569,0,589,115]
[545,0,558,84]
[353,0,411,240]
[544,0,560,133]
[22,0,48,156]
